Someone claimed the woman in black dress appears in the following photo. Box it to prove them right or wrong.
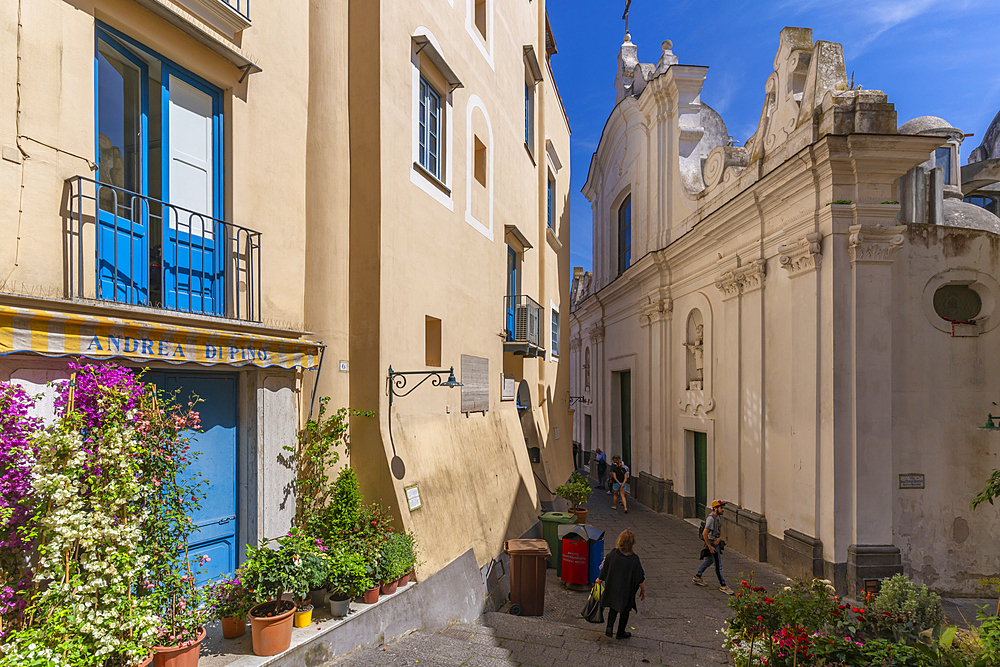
[596,529,646,639]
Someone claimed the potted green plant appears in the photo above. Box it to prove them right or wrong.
[395,531,420,587]
[325,546,371,617]
[205,572,253,639]
[378,533,408,595]
[242,529,312,657]
[555,473,593,523]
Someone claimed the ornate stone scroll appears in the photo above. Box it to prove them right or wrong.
[715,259,767,300]
[779,232,823,276]
[848,224,906,264]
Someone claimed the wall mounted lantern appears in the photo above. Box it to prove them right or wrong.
[385,365,463,479]
[979,413,1000,431]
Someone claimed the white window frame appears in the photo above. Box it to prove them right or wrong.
[464,95,494,241]
[550,302,560,359]
[410,28,457,211]
[466,0,494,70]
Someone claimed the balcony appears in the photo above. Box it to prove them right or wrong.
[504,295,546,358]
[66,176,261,322]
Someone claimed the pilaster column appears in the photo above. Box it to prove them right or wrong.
[847,223,905,598]
[778,233,824,576]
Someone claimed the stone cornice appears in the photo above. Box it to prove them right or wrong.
[778,232,822,276]
[848,224,905,264]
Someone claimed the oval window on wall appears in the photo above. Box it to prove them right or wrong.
[933,284,982,322]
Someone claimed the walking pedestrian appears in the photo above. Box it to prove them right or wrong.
[693,500,734,595]
[595,448,608,490]
[596,529,646,639]
[610,455,628,513]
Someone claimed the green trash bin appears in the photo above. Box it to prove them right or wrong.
[538,512,576,571]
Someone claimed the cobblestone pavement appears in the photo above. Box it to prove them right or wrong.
[329,481,790,667]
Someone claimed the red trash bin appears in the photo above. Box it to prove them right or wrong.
[560,533,588,585]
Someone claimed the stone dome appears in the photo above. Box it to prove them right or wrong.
[898,115,960,136]
[941,198,1000,234]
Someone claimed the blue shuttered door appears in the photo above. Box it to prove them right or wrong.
[147,373,238,583]
[96,36,149,305]
[162,70,224,316]
[506,247,517,340]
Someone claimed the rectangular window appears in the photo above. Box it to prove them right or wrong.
[474,0,487,41]
[551,308,559,356]
[524,80,534,149]
[547,175,554,228]
[618,195,631,275]
[474,136,487,187]
[419,76,442,178]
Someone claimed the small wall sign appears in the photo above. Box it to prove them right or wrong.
[899,473,925,489]
[405,484,422,511]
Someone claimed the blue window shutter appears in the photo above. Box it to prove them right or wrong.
[547,178,553,228]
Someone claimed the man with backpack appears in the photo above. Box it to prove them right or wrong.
[693,500,734,595]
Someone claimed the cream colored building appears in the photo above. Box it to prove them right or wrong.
[334,0,574,595]
[570,27,1000,597]
[0,0,572,597]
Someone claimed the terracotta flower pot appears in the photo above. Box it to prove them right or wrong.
[249,600,296,657]
[380,579,398,595]
[573,508,588,524]
[397,572,411,587]
[220,615,246,639]
[153,627,206,667]
[362,586,380,604]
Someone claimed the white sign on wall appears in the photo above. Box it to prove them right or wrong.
[501,374,515,401]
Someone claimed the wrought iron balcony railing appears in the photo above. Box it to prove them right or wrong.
[66,176,261,322]
[504,294,545,357]
[219,0,250,22]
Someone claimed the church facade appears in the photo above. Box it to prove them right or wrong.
[569,27,1000,597]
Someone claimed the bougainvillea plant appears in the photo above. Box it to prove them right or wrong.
[0,382,42,641]
[0,362,208,666]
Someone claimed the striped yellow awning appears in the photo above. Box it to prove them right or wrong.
[0,305,322,370]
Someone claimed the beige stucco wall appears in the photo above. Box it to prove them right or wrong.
[344,0,573,577]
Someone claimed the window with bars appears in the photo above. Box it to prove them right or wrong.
[418,76,442,179]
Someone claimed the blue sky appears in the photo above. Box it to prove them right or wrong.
[547,0,1000,271]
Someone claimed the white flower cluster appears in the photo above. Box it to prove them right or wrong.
[3,425,159,665]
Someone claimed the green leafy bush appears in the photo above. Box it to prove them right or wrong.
[868,574,944,632]
[325,546,371,598]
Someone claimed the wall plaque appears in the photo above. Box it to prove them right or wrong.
[501,374,515,401]
[404,484,422,511]
[899,473,925,489]
[461,354,489,413]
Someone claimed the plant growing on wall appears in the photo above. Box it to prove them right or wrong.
[283,397,373,533]
[0,382,41,641]
[555,472,593,509]
[0,362,209,664]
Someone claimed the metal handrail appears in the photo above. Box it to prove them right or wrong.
[504,294,543,347]
[219,0,250,21]
[66,175,262,322]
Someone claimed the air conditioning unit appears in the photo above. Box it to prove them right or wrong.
[515,304,529,340]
